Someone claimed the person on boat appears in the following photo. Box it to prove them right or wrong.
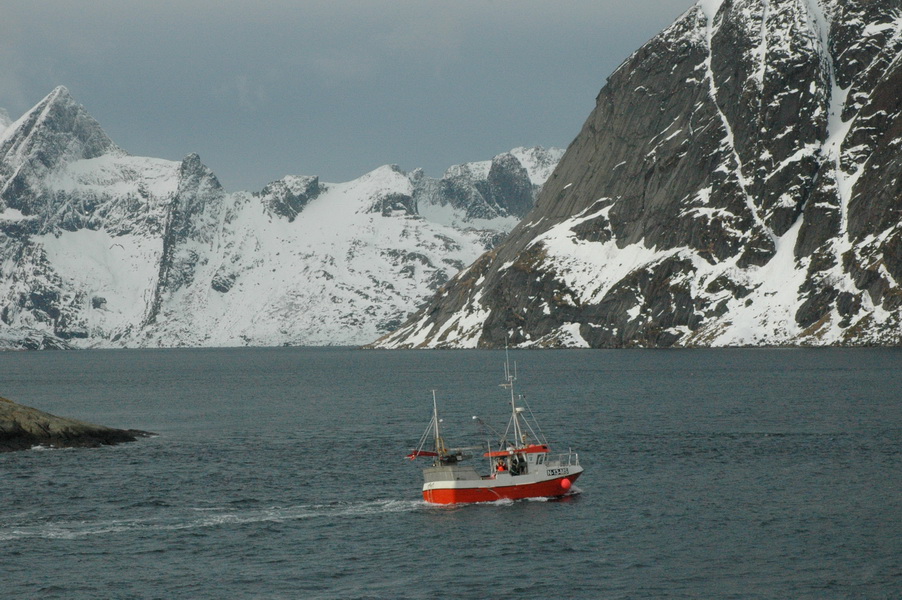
[511,455,526,475]
[496,459,506,472]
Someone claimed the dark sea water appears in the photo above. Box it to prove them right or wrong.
[1,347,900,599]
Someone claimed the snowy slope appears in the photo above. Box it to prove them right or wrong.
[374,0,902,349]
[131,165,494,346]
[0,87,561,349]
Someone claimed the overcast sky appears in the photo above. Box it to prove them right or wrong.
[2,0,692,192]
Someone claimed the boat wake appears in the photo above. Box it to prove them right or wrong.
[0,499,425,541]
[1,491,587,541]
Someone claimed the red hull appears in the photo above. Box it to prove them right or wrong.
[423,473,581,504]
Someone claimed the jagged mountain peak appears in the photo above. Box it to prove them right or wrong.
[412,147,563,231]
[178,153,223,194]
[0,86,122,213]
[0,86,119,166]
[42,85,73,106]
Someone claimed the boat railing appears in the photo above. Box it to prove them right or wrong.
[549,450,580,467]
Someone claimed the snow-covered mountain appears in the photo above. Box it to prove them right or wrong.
[373,0,902,348]
[0,87,562,349]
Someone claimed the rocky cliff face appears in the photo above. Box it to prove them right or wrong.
[373,0,902,348]
[0,87,561,349]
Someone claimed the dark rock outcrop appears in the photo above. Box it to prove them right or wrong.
[487,152,535,219]
[0,395,152,452]
[257,175,321,222]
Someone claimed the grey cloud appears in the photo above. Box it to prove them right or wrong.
[1,0,692,192]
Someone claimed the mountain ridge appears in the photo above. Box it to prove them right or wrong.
[0,87,562,349]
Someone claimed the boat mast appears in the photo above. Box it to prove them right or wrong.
[432,390,445,457]
[503,345,523,448]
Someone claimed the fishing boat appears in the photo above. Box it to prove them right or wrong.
[407,353,583,504]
